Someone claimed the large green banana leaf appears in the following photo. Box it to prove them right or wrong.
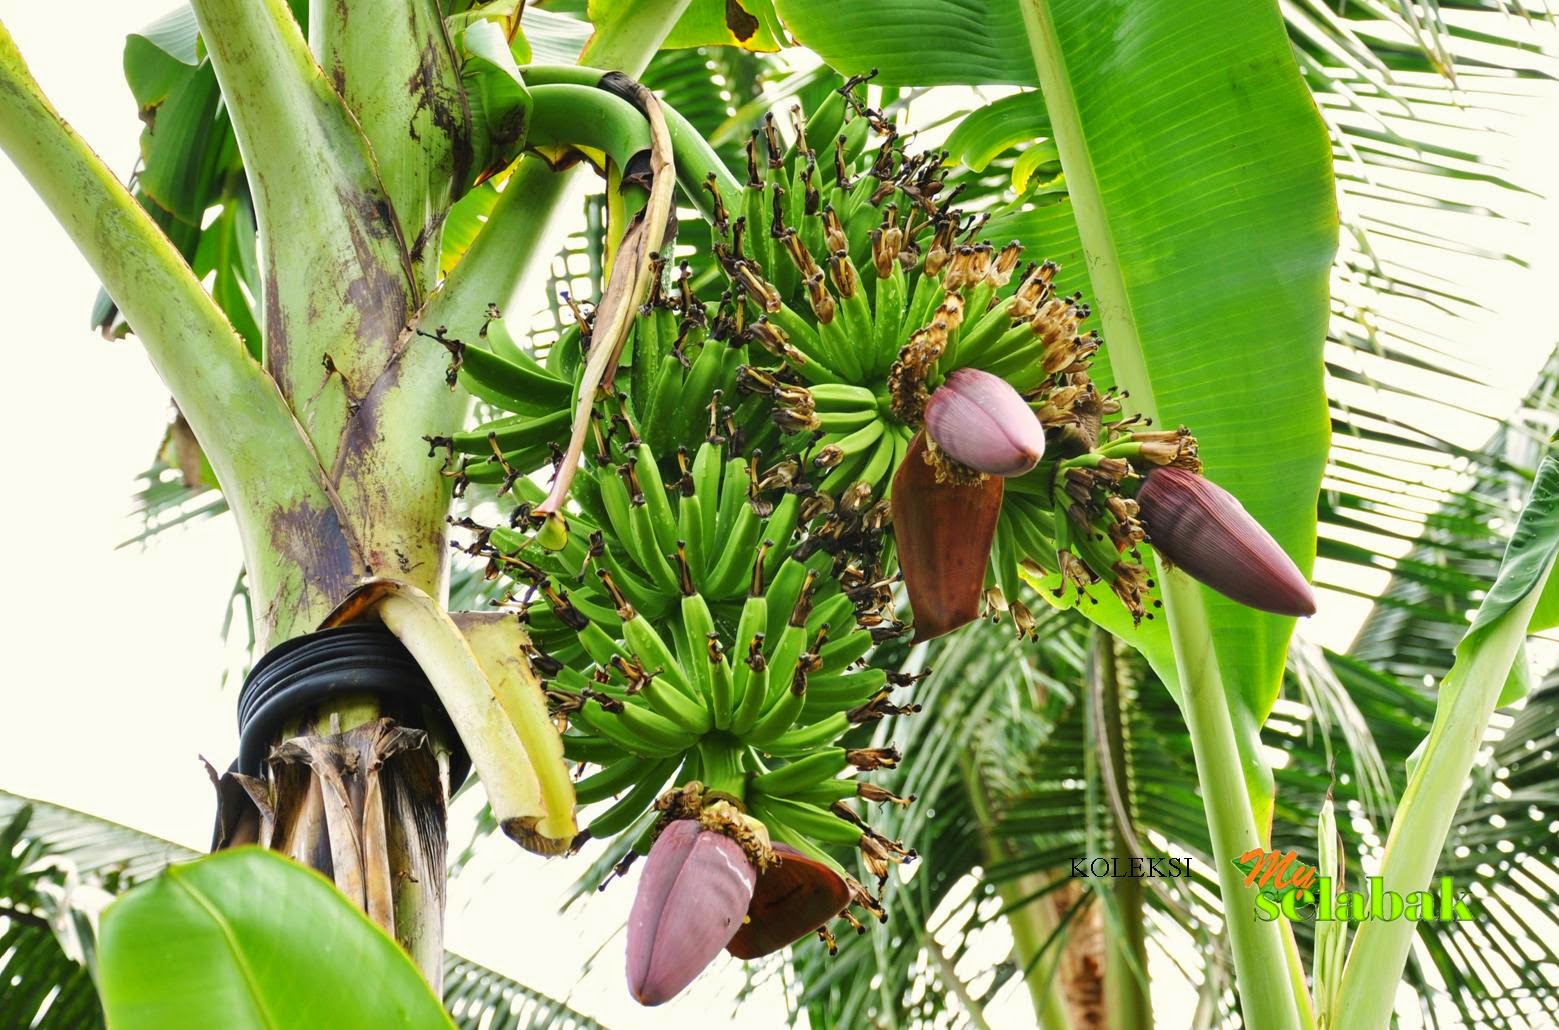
[97,849,456,1029]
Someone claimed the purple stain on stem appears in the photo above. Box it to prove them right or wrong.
[626,820,757,1005]
[1136,465,1317,617]
[924,368,1046,476]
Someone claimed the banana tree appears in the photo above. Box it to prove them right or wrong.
[4,0,1554,1025]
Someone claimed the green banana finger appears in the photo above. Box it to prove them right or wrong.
[627,488,681,595]
[801,681,886,720]
[458,341,572,415]
[692,440,722,548]
[882,427,909,500]
[573,699,682,758]
[747,661,808,746]
[704,503,764,598]
[757,795,863,846]
[644,350,687,448]
[621,613,695,697]
[561,732,618,765]
[870,263,907,374]
[586,756,681,840]
[709,650,736,730]
[596,458,651,571]
[815,295,864,381]
[789,777,860,808]
[729,595,769,708]
[451,408,571,455]
[728,650,770,738]
[852,433,898,493]
[750,748,848,796]
[818,628,873,672]
[763,559,811,642]
[805,591,856,639]
[761,494,801,581]
[903,267,946,339]
[631,446,680,561]
[816,405,879,433]
[744,182,777,288]
[678,591,719,703]
[618,697,703,750]
[575,752,657,805]
[678,493,706,586]
[597,547,668,621]
[629,305,664,419]
[481,316,537,368]
[638,676,713,736]
[769,303,843,375]
[808,382,879,411]
[713,457,751,543]
[676,338,730,445]
[763,713,852,756]
[817,445,870,495]
[828,418,886,460]
[576,618,627,667]
[800,89,846,162]
[763,621,811,709]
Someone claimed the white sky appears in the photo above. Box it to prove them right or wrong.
[0,3,1556,1028]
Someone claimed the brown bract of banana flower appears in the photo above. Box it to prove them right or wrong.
[626,819,756,1005]
[891,431,1005,642]
[1135,465,1317,617]
[726,843,852,959]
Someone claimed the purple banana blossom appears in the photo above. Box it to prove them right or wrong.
[924,368,1046,476]
[1136,465,1317,617]
[626,819,757,1005]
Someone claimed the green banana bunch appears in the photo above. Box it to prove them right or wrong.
[683,77,1208,631]
[444,299,917,934]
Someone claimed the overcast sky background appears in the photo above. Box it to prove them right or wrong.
[1,2,1556,1027]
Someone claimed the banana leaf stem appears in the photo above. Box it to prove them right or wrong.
[1161,573,1311,1030]
[0,16,361,648]
[1334,563,1549,1026]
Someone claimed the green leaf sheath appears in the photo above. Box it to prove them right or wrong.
[98,849,454,1030]
[1336,444,1559,1028]
[0,17,361,648]
[308,0,466,288]
[191,0,469,616]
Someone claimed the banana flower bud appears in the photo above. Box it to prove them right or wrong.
[626,820,756,1005]
[1135,465,1316,617]
[924,368,1046,476]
